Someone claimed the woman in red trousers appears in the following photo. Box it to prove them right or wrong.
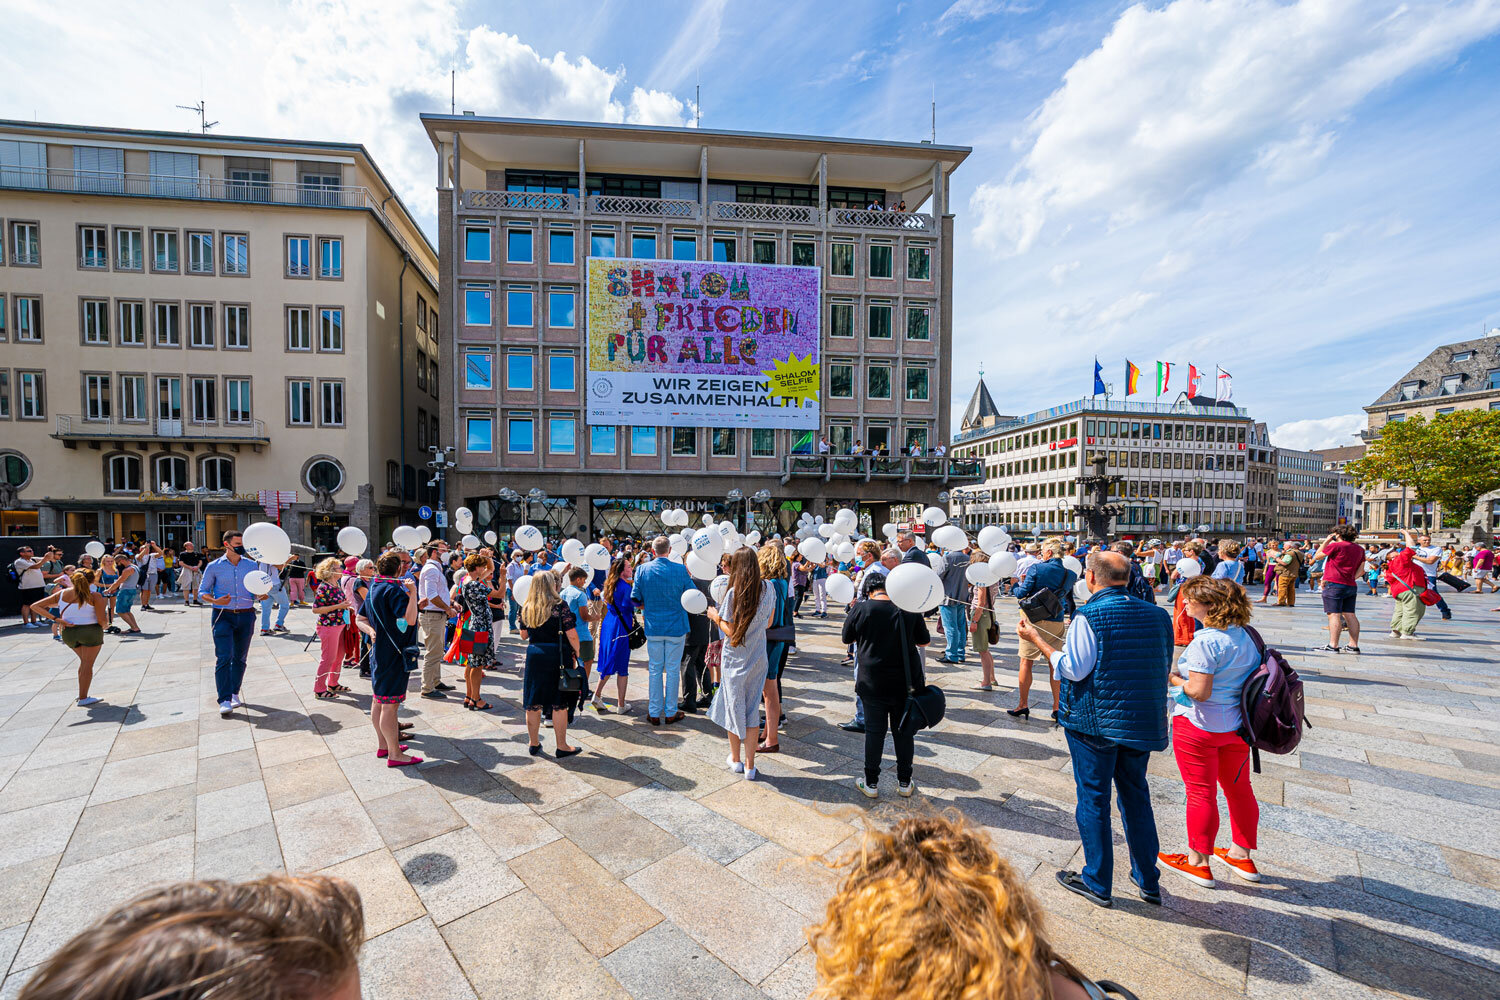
[311,558,352,699]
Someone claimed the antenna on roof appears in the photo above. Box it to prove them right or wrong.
[176,100,217,134]
[695,77,701,128]
[451,69,456,114]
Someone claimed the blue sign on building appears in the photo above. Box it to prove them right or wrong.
[418,505,434,521]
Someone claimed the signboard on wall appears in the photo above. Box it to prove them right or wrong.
[585,257,820,429]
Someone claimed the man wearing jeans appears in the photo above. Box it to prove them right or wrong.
[417,546,455,698]
[1414,534,1454,620]
[936,544,971,664]
[199,530,260,717]
[630,536,692,725]
[258,560,290,634]
[1018,550,1172,908]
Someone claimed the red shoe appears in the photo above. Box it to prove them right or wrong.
[1158,852,1214,888]
[387,755,425,768]
[1213,848,1262,882]
[375,744,409,759]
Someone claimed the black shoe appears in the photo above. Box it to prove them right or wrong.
[528,744,541,756]
[1051,710,1060,724]
[839,721,865,733]
[1441,612,1453,620]
[556,746,583,759]
[679,703,698,714]
[1007,706,1030,719]
[421,690,446,700]
[1132,876,1162,905]
[1056,870,1112,907]
[936,656,955,664]
[435,682,456,691]
[697,694,715,708]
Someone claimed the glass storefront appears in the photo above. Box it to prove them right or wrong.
[308,513,348,554]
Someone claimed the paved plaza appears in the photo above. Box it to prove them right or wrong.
[0,589,1495,999]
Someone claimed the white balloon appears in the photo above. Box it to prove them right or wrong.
[818,523,837,538]
[390,525,415,548]
[932,524,968,550]
[716,520,737,541]
[745,530,761,545]
[701,514,714,526]
[515,524,544,551]
[881,521,897,538]
[84,540,105,559]
[784,543,798,560]
[835,541,856,562]
[1074,578,1093,603]
[977,526,1009,552]
[584,543,611,571]
[1062,555,1083,575]
[798,538,827,563]
[461,534,480,550]
[561,539,586,565]
[454,506,472,523]
[990,551,1018,578]
[927,552,945,572]
[243,570,274,596]
[512,574,533,603]
[484,530,498,546]
[835,507,858,525]
[814,515,824,524]
[685,551,718,580]
[1176,558,1203,579]
[887,563,944,613]
[244,522,291,564]
[723,533,743,555]
[335,526,367,556]
[681,589,708,615]
[709,574,731,605]
[691,528,723,560]
[414,525,432,544]
[825,573,855,604]
[668,533,687,557]
[913,536,927,551]
[966,561,999,586]
[922,506,947,527]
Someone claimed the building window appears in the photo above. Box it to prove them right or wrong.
[672,234,697,260]
[318,237,342,278]
[1488,369,1500,390]
[304,458,345,494]
[868,303,892,339]
[154,302,180,347]
[85,374,111,420]
[466,413,493,452]
[549,229,574,264]
[107,453,141,493]
[631,233,656,258]
[752,239,776,264]
[464,350,493,390]
[791,240,815,267]
[1440,374,1462,395]
[287,379,313,426]
[79,226,108,269]
[148,150,198,196]
[830,302,854,338]
[712,236,736,262]
[318,380,345,426]
[507,287,534,327]
[464,225,491,263]
[116,228,143,270]
[464,285,492,326]
[830,242,854,276]
[17,372,43,419]
[548,288,576,328]
[906,305,930,341]
[671,428,697,456]
[202,456,234,491]
[226,378,251,423]
[318,308,343,352]
[591,425,617,455]
[590,230,616,258]
[549,354,576,391]
[286,236,310,277]
[507,414,534,453]
[752,427,775,457]
[10,222,40,265]
[120,375,146,421]
[829,363,855,398]
[1399,381,1419,401]
[82,299,109,345]
[416,350,428,391]
[223,234,249,275]
[187,231,214,274]
[631,426,657,456]
[869,244,893,278]
[155,454,188,492]
[908,244,931,280]
[417,408,428,450]
[906,366,930,401]
[190,377,217,423]
[867,364,892,399]
[507,229,533,263]
[188,303,214,348]
[151,230,179,272]
[429,360,438,399]
[549,414,576,454]
[1451,350,1474,362]
[507,353,534,390]
[224,305,250,349]
[906,425,929,453]
[286,307,311,351]
[712,428,737,456]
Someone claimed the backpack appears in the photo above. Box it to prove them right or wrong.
[1238,625,1310,772]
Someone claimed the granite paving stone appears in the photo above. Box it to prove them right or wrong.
[544,792,684,879]
[509,838,663,957]
[617,783,766,864]
[360,916,479,1000]
[317,848,425,937]
[395,826,524,925]
[602,922,769,1000]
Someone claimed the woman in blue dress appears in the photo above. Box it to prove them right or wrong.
[590,556,634,714]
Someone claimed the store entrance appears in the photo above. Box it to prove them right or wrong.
[158,512,192,551]
[309,513,347,554]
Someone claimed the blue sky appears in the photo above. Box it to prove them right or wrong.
[6,0,1500,449]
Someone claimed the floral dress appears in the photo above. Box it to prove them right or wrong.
[459,579,497,668]
[315,581,345,627]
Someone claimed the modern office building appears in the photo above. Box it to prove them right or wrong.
[947,382,1253,539]
[1315,444,1365,531]
[0,121,438,548]
[1359,333,1500,536]
[1274,447,1339,538]
[1246,421,1278,536]
[422,115,975,539]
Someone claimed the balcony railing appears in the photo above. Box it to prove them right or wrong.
[587,194,701,219]
[708,201,823,225]
[459,190,937,231]
[11,249,40,265]
[781,455,983,485]
[79,252,108,269]
[54,414,270,443]
[461,189,578,212]
[828,207,935,232]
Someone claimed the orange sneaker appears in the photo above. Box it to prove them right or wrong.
[1157,852,1214,888]
[1213,848,1262,882]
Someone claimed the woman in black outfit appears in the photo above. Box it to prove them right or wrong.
[841,572,930,799]
[518,569,583,759]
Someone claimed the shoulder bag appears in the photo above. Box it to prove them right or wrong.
[1017,585,1062,623]
[556,609,585,693]
[366,586,419,673]
[895,612,945,736]
[611,597,646,650]
[765,581,797,643]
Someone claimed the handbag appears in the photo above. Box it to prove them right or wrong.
[765,582,796,642]
[1017,586,1062,622]
[895,613,945,736]
[612,602,646,649]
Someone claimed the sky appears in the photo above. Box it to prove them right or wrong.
[4,0,1500,452]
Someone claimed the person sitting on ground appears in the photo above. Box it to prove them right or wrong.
[808,812,1095,1000]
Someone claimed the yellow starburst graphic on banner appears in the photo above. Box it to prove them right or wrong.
[764,353,820,405]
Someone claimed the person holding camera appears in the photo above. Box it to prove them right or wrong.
[1007,539,1077,722]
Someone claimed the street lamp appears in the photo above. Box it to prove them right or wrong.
[426,445,456,539]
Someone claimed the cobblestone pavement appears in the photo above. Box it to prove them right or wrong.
[0,586,1496,999]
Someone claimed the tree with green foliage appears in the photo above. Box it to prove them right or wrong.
[1346,409,1500,527]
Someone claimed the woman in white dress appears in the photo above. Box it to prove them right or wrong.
[705,548,775,780]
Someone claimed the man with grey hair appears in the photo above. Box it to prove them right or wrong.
[894,529,927,566]
[1018,548,1172,908]
[630,535,693,724]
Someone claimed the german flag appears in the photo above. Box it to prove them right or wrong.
[1125,360,1141,396]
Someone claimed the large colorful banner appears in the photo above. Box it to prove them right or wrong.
[585,257,820,429]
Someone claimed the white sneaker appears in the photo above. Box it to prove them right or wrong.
[899,781,916,798]
[23,622,36,629]
[218,700,234,716]
[230,693,243,708]
[744,767,759,781]
[726,756,745,774]
[856,777,879,798]
[77,696,101,707]
[1389,630,1401,639]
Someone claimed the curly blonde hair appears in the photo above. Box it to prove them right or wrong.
[809,812,1080,1000]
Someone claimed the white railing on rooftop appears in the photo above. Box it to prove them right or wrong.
[709,201,823,225]
[828,207,934,232]
[461,189,578,212]
[459,190,937,232]
[587,194,701,219]
[55,414,269,441]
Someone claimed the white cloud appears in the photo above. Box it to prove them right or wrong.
[1048,259,1080,285]
[1143,251,1192,282]
[970,0,1500,253]
[1094,290,1158,327]
[646,0,727,91]
[937,0,1033,35]
[1271,414,1366,451]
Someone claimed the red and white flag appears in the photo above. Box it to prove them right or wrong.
[1187,365,1202,396]
[1215,367,1233,402]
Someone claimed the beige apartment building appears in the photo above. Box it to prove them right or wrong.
[0,121,438,550]
[422,115,975,540]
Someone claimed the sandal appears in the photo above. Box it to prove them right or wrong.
[330,684,351,694]
[463,698,476,710]
[472,701,492,711]
[315,691,337,700]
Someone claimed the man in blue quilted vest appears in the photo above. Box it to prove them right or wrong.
[1017,549,1172,908]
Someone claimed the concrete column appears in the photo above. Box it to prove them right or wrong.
[578,139,587,218]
